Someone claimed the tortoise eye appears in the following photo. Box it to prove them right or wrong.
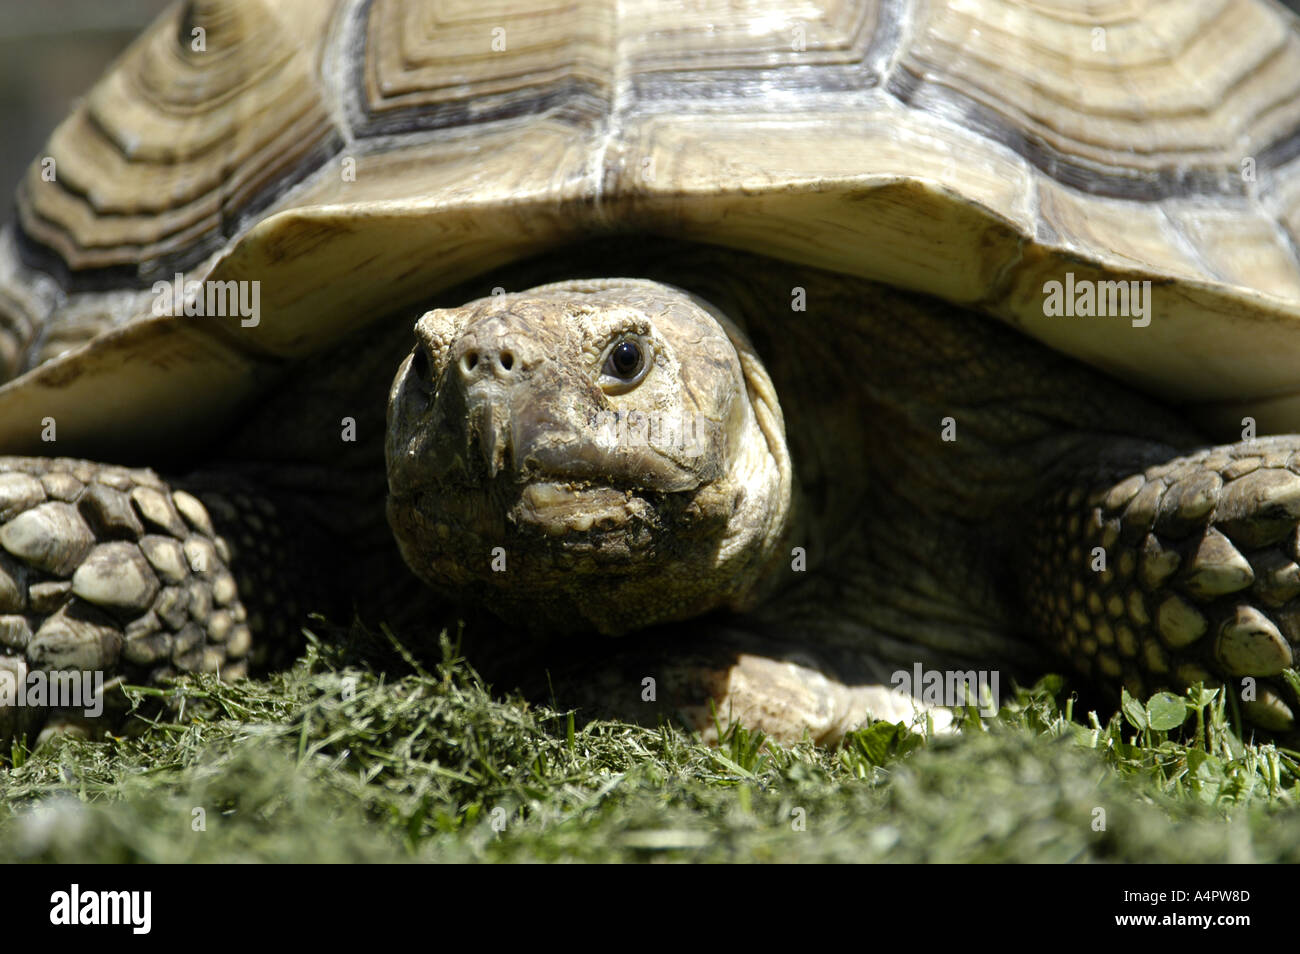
[609,340,642,378]
[600,335,650,391]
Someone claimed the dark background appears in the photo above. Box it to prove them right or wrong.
[3,0,1300,229]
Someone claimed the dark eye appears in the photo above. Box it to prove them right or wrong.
[598,334,652,392]
[608,340,642,378]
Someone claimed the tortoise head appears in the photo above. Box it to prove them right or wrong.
[385,279,793,635]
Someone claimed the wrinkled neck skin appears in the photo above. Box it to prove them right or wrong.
[711,257,1200,678]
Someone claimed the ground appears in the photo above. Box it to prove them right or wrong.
[1,621,1298,863]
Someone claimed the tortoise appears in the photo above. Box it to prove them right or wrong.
[3,0,1300,745]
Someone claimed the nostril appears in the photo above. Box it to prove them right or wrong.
[499,351,514,372]
[461,351,479,374]
[411,348,431,388]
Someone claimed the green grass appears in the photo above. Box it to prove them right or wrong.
[2,621,1300,863]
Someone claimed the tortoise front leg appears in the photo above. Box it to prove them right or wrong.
[1027,435,1300,733]
[526,625,950,745]
[0,457,257,743]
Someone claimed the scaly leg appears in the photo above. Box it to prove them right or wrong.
[0,457,267,743]
[1027,436,1300,733]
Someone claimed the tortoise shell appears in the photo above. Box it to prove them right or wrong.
[3,0,1300,456]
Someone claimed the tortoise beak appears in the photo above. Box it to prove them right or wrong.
[468,400,510,479]
[445,312,598,482]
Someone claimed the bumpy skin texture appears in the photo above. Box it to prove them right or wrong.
[0,457,251,741]
[386,280,793,636]
[1029,437,1300,731]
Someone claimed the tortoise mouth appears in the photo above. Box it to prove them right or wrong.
[510,480,646,536]
[403,475,665,550]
